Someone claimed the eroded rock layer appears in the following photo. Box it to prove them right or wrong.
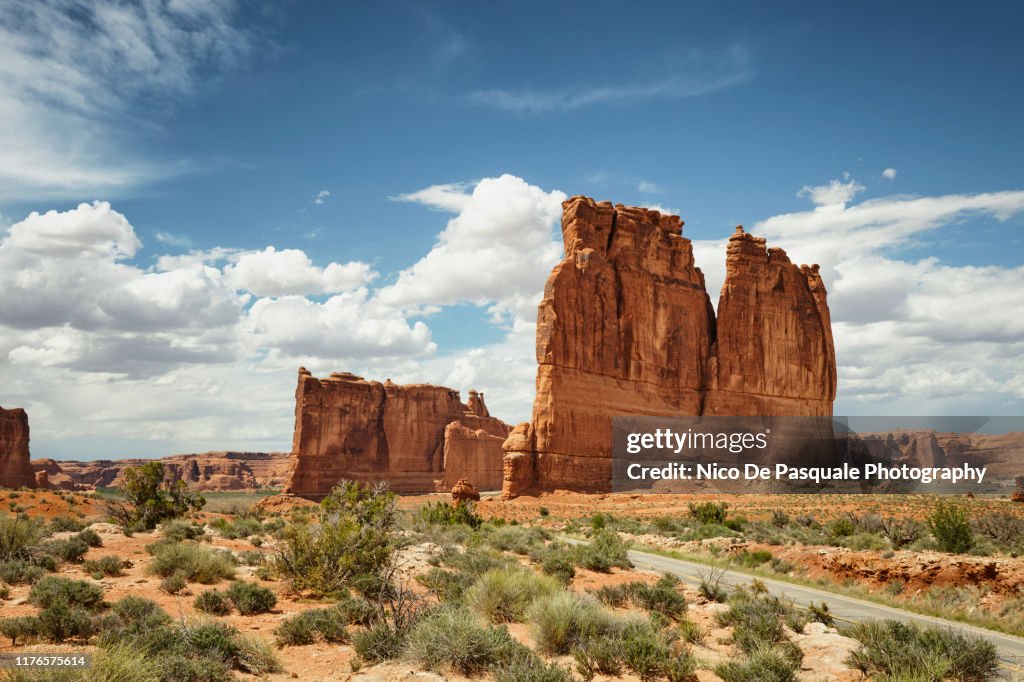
[504,197,836,496]
[0,406,37,489]
[283,369,511,497]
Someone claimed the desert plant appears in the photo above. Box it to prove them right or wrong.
[48,516,86,534]
[82,555,128,577]
[528,591,620,655]
[40,537,89,562]
[416,566,475,601]
[194,589,232,615]
[75,528,102,548]
[716,644,801,682]
[407,606,522,675]
[0,559,46,585]
[879,516,923,549]
[272,480,397,598]
[929,501,974,554]
[465,566,560,623]
[678,616,706,645]
[574,530,632,572]
[226,580,276,615]
[418,500,483,529]
[37,602,96,642]
[495,653,576,682]
[160,519,206,542]
[275,607,350,645]
[539,551,576,585]
[846,619,998,682]
[106,461,205,530]
[0,514,43,561]
[95,596,172,646]
[29,575,103,610]
[146,541,236,583]
[698,568,729,603]
[0,615,41,645]
[159,571,187,595]
[622,574,687,619]
[689,501,729,525]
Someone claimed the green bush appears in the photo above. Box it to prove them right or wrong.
[418,500,482,529]
[465,566,560,623]
[38,602,96,642]
[495,653,575,682]
[827,516,857,539]
[540,551,576,585]
[622,574,687,619]
[82,555,128,577]
[689,501,729,525]
[275,607,349,645]
[160,519,206,542]
[353,620,410,662]
[416,566,474,601]
[194,589,232,616]
[0,559,46,585]
[846,620,999,682]
[146,541,236,583]
[574,530,632,572]
[336,594,378,625]
[29,576,103,610]
[159,571,187,595]
[106,461,205,530]
[0,615,41,645]
[96,596,172,646]
[48,516,86,534]
[407,606,521,675]
[0,515,43,562]
[211,516,265,540]
[226,581,277,615]
[929,501,974,554]
[75,529,102,548]
[528,591,620,655]
[272,481,397,598]
[716,590,804,654]
[734,549,773,568]
[40,537,89,563]
[594,584,628,608]
[716,644,801,682]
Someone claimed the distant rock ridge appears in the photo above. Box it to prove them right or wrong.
[282,369,511,497]
[0,406,38,489]
[503,197,837,496]
[32,451,290,491]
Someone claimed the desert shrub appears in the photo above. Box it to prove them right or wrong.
[0,514,43,561]
[146,541,236,583]
[879,516,923,549]
[826,516,857,539]
[48,516,86,534]
[973,512,1024,548]
[336,593,378,625]
[83,555,128,577]
[106,461,205,530]
[594,584,628,608]
[539,550,576,585]
[418,500,482,529]
[770,510,790,528]
[441,545,512,576]
[275,607,349,645]
[417,566,475,601]
[698,569,729,603]
[529,591,621,655]
[40,537,89,562]
[226,581,276,615]
[716,644,801,682]
[495,652,575,682]
[0,615,41,645]
[807,601,835,626]
[846,620,998,682]
[716,590,804,654]
[0,559,46,584]
[75,528,102,547]
[465,566,560,623]
[194,589,232,615]
[353,621,410,662]
[678,616,706,645]
[929,502,974,554]
[234,633,282,675]
[407,606,522,675]
[159,571,187,595]
[37,602,96,642]
[29,575,103,610]
[689,501,729,525]
[236,550,264,566]
[574,530,632,572]
[734,549,773,568]
[96,596,172,646]
[842,532,889,551]
[622,574,687,619]
[160,519,206,542]
[211,516,264,540]
[272,480,397,598]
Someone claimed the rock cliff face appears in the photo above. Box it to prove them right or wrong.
[32,452,290,491]
[283,369,511,497]
[503,197,836,496]
[0,407,38,489]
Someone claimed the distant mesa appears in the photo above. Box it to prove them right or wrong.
[282,370,511,498]
[502,197,837,496]
[0,406,39,489]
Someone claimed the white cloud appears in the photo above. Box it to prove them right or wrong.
[882,168,898,180]
[0,0,252,199]
[154,231,193,248]
[6,202,140,258]
[796,175,865,207]
[391,182,475,212]
[377,174,566,328]
[467,45,752,113]
[225,246,375,297]
[637,180,663,194]
[314,189,331,205]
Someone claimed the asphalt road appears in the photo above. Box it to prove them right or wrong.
[566,538,1024,678]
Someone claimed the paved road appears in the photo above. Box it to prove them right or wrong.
[566,538,1024,678]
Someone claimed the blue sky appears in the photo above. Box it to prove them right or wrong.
[1,1,1023,458]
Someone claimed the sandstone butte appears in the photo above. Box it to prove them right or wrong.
[282,369,511,498]
[503,196,838,496]
[0,406,38,489]
[32,451,290,492]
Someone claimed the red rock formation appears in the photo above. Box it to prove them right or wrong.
[0,407,38,489]
[31,452,290,492]
[503,198,836,497]
[1012,476,1024,503]
[451,478,480,504]
[283,369,511,497]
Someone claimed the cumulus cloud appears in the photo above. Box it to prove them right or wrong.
[314,189,331,205]
[882,167,898,180]
[6,202,140,258]
[377,174,566,328]
[796,175,866,207]
[391,182,475,212]
[0,0,253,198]
[225,246,375,297]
